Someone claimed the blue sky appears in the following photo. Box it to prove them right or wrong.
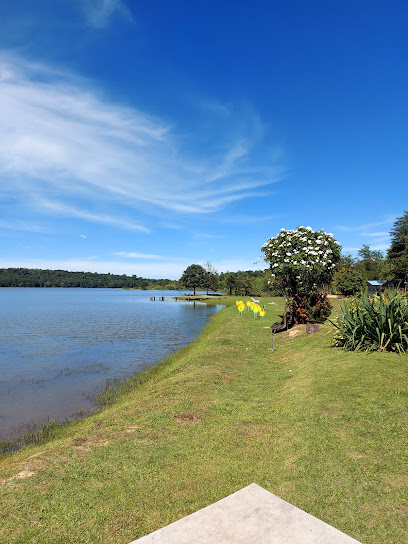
[0,1,407,279]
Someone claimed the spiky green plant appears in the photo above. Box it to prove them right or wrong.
[332,289,408,352]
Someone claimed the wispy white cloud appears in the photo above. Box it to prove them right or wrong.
[336,216,394,254]
[79,0,133,28]
[336,216,395,233]
[370,244,389,251]
[206,142,248,182]
[114,252,164,259]
[192,233,224,239]
[343,244,389,253]
[80,234,87,238]
[0,53,284,229]
[220,214,281,224]
[361,232,390,237]
[0,219,46,232]
[210,258,265,273]
[35,197,149,232]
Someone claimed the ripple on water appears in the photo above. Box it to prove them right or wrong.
[0,288,223,438]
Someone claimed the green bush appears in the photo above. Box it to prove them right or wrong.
[332,289,408,352]
[292,292,332,324]
[332,267,365,296]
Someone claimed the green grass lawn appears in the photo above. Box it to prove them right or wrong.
[1,297,407,543]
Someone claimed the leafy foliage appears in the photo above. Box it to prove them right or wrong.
[224,273,236,295]
[335,253,356,270]
[332,289,408,352]
[387,210,408,282]
[202,271,218,293]
[180,264,206,295]
[355,244,386,280]
[332,267,365,296]
[202,263,219,294]
[219,269,267,296]
[292,292,332,323]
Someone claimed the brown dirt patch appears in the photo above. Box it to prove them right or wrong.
[70,435,110,455]
[1,469,36,485]
[124,426,141,434]
[242,424,273,437]
[26,457,50,470]
[288,328,302,338]
[241,445,258,454]
[221,372,233,383]
[345,451,369,458]
[28,450,45,459]
[175,412,201,424]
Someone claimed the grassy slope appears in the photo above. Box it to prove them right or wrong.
[0,297,407,544]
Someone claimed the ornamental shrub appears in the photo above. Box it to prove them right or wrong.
[332,289,408,352]
[292,292,332,324]
[262,226,341,299]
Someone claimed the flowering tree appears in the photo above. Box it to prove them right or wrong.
[262,226,341,324]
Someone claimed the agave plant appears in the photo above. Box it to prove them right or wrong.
[332,289,408,353]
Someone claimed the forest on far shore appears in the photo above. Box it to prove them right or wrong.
[0,267,267,291]
[0,268,177,289]
[0,267,268,293]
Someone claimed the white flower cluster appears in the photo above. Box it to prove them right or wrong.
[262,226,341,287]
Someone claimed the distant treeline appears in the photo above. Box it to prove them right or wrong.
[0,267,274,294]
[0,268,178,289]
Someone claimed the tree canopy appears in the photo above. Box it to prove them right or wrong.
[332,267,365,297]
[202,263,219,294]
[387,210,408,283]
[354,244,386,280]
[179,264,206,295]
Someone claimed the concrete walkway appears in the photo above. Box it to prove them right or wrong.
[130,483,362,543]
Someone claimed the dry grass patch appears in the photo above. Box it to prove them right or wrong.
[123,426,141,434]
[175,412,202,424]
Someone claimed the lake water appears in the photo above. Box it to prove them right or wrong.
[0,288,223,439]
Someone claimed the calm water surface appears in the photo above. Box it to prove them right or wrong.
[0,288,223,439]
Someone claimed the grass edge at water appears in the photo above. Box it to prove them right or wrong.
[0,300,226,456]
[0,297,406,544]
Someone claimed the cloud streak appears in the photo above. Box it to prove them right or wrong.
[0,53,284,231]
[79,0,133,28]
[114,252,164,259]
[336,216,395,233]
[0,219,46,232]
[35,198,149,232]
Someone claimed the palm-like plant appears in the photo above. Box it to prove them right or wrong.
[332,289,408,352]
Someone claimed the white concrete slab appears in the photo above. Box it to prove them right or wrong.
[130,483,362,543]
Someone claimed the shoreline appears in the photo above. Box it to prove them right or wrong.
[1,296,405,543]
[0,297,229,454]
